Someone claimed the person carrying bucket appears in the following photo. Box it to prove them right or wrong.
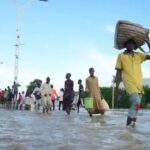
[85,67,104,116]
[115,39,150,127]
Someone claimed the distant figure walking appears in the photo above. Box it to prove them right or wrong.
[12,81,20,100]
[33,82,42,110]
[63,73,74,115]
[40,77,52,114]
[6,86,13,109]
[77,79,84,113]
[50,85,58,111]
[58,88,64,110]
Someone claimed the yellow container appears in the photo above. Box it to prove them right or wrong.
[84,97,93,109]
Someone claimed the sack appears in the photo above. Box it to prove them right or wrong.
[114,20,149,50]
[84,97,93,109]
[100,99,110,111]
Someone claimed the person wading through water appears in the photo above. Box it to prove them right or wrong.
[86,67,104,116]
[115,39,150,127]
[63,73,74,115]
[40,77,52,114]
[77,79,84,113]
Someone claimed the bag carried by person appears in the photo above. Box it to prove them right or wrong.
[100,98,110,111]
[114,20,150,53]
[99,90,110,111]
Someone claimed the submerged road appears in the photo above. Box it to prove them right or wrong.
[0,108,150,150]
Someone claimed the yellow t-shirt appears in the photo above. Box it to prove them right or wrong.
[115,51,146,94]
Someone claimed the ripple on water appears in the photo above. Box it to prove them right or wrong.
[0,109,150,150]
[7,144,28,150]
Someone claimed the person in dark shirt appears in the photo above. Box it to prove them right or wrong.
[12,81,20,100]
[63,73,74,115]
[77,79,84,113]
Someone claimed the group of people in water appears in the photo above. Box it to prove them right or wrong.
[1,38,150,128]
[31,67,104,116]
[0,68,103,117]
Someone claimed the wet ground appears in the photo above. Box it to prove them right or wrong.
[0,108,150,150]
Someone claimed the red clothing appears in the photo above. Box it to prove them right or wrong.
[51,88,58,101]
[0,91,4,99]
[18,94,22,103]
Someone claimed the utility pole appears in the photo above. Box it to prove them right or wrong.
[13,0,48,82]
[13,0,28,82]
[14,29,21,82]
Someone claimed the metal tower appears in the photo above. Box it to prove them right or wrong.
[14,29,21,82]
[13,0,48,82]
[13,0,28,82]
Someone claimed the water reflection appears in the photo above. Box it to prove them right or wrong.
[0,109,150,150]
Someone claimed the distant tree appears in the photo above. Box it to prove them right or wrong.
[142,86,150,106]
[100,87,130,109]
[26,79,42,94]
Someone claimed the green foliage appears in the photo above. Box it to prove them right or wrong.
[141,86,150,108]
[81,91,90,98]
[100,86,130,108]
[143,86,150,103]
[100,86,150,108]
[26,79,42,93]
[100,87,112,108]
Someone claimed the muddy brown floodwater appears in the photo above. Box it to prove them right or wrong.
[0,108,150,150]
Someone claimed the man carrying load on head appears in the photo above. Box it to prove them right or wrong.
[115,39,150,127]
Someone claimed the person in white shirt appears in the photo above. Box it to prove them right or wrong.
[58,88,64,110]
[40,77,52,113]
[33,83,42,111]
[20,91,25,110]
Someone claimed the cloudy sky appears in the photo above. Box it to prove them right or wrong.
[1,0,150,92]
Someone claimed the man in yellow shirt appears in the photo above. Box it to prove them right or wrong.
[115,39,150,127]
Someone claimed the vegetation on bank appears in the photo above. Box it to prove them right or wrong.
[101,86,150,109]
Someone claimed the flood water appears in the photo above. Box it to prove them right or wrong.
[0,108,150,150]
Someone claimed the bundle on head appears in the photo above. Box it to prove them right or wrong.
[114,20,150,51]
